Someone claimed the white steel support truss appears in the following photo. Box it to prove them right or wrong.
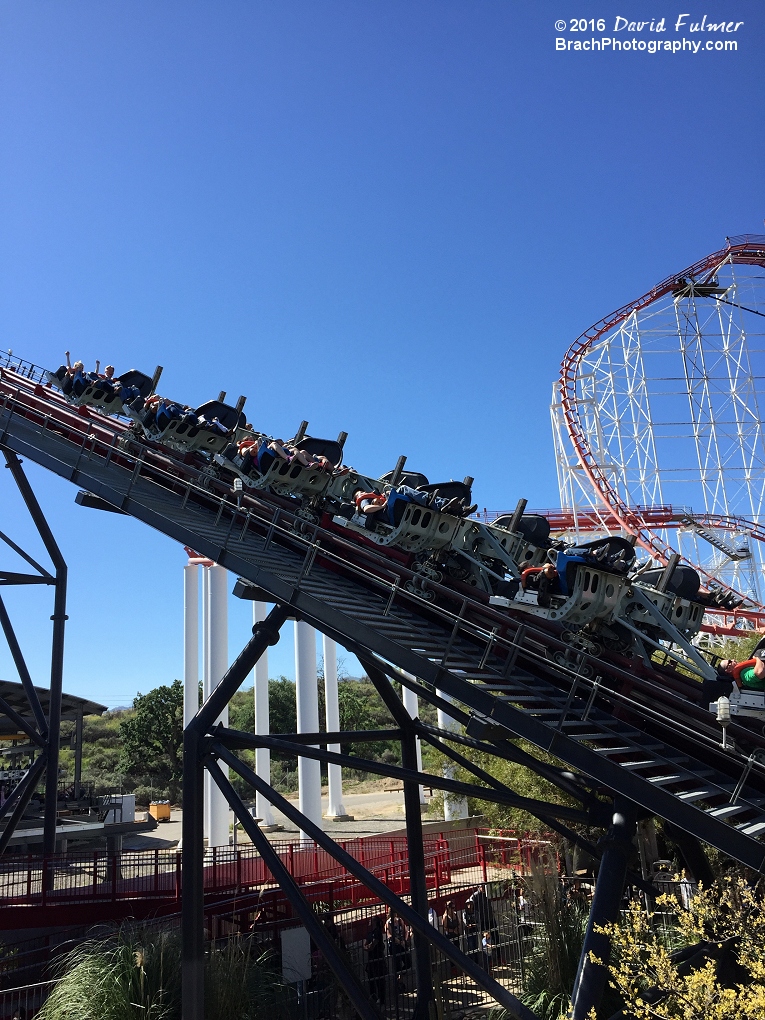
[552,243,765,606]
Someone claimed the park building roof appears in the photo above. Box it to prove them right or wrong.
[0,679,106,738]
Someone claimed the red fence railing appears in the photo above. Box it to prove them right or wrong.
[0,828,557,912]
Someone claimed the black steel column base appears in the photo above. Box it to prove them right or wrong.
[0,449,67,858]
[570,795,638,1020]
[181,604,290,1020]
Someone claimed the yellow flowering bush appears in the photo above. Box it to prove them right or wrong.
[595,877,765,1019]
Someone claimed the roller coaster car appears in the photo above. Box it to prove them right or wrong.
[636,565,703,601]
[78,369,156,415]
[160,399,246,455]
[217,433,346,501]
[333,488,463,554]
[625,564,706,640]
[258,436,344,499]
[124,396,184,436]
[487,522,614,612]
[495,514,552,550]
[46,367,156,414]
[504,557,630,628]
[330,474,475,554]
[489,515,553,568]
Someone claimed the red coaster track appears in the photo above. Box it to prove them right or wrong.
[553,234,765,634]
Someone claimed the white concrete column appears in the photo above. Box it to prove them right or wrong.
[253,601,274,827]
[295,620,322,837]
[183,562,199,729]
[204,564,230,847]
[437,690,469,820]
[401,675,426,805]
[323,636,347,819]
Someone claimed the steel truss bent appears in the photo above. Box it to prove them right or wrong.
[0,447,67,857]
[181,600,654,1020]
[182,604,542,1020]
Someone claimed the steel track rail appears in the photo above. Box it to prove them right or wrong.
[3,366,765,868]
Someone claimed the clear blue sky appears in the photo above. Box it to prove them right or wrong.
[0,1,762,707]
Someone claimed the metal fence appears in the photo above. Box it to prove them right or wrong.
[0,871,691,1019]
[0,979,56,1020]
[0,828,561,912]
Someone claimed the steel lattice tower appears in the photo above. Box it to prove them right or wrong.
[551,235,765,609]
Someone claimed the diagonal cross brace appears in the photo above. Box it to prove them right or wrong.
[215,726,590,824]
[211,741,540,1020]
[205,759,381,1020]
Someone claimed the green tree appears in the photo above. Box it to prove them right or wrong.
[268,677,298,735]
[119,680,184,803]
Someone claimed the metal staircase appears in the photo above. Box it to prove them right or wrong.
[3,362,765,872]
[681,511,752,560]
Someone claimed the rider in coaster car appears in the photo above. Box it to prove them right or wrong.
[144,396,194,433]
[520,563,560,608]
[285,442,335,473]
[353,485,475,528]
[196,414,229,436]
[52,352,99,396]
[70,361,90,398]
[719,655,765,692]
[235,435,337,477]
[97,365,117,395]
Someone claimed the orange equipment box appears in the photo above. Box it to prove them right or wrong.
[149,801,171,822]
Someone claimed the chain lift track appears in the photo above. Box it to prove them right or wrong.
[3,357,765,1019]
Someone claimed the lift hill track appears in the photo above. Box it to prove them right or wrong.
[2,355,765,870]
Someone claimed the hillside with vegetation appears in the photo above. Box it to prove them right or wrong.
[59,665,592,833]
[58,674,437,805]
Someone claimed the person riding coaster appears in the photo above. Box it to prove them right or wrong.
[213,430,347,507]
[721,655,765,690]
[706,641,765,727]
[353,485,475,528]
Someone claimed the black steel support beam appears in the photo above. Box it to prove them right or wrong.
[212,741,539,1020]
[0,755,48,855]
[0,696,44,747]
[358,657,434,1017]
[570,796,638,1020]
[401,726,435,1020]
[215,727,590,824]
[0,594,48,736]
[0,572,55,585]
[45,562,67,857]
[182,603,290,1020]
[3,449,68,858]
[266,728,402,745]
[205,759,380,1020]
[181,721,204,1020]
